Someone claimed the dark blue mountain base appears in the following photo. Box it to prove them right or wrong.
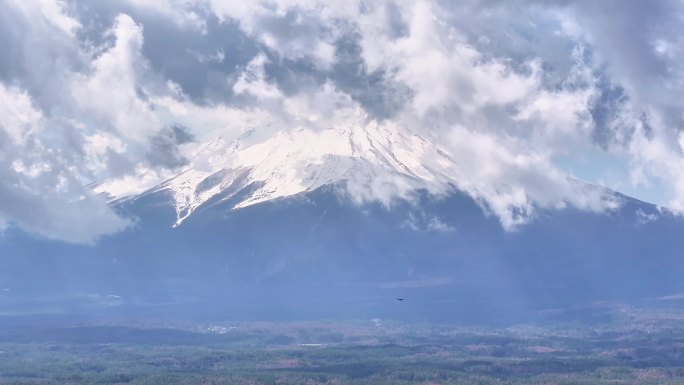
[0,185,682,325]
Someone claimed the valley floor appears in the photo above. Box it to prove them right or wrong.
[2,317,684,384]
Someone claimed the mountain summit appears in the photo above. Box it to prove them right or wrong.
[135,123,458,226]
[95,122,618,230]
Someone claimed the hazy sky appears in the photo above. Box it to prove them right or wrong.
[1,0,683,243]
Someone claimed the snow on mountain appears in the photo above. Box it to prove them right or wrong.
[95,121,618,228]
[144,122,456,226]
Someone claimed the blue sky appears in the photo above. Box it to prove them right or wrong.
[0,0,683,242]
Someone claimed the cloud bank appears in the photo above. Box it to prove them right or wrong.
[1,0,683,242]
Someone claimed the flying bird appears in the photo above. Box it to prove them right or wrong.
[397,298,405,302]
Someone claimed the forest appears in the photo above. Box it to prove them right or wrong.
[2,310,684,384]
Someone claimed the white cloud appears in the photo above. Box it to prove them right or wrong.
[233,53,283,101]
[0,83,129,243]
[121,0,206,31]
[3,0,684,241]
[0,86,43,145]
[0,4,190,242]
[71,13,160,143]
[551,0,684,211]
[368,2,539,116]
[7,0,81,36]
[207,0,352,69]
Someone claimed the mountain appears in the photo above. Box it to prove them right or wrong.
[94,121,612,229]
[2,124,684,326]
[99,122,466,226]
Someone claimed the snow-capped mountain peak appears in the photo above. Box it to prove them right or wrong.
[94,121,619,228]
[141,123,454,226]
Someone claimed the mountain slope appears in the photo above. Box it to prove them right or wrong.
[1,181,682,324]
